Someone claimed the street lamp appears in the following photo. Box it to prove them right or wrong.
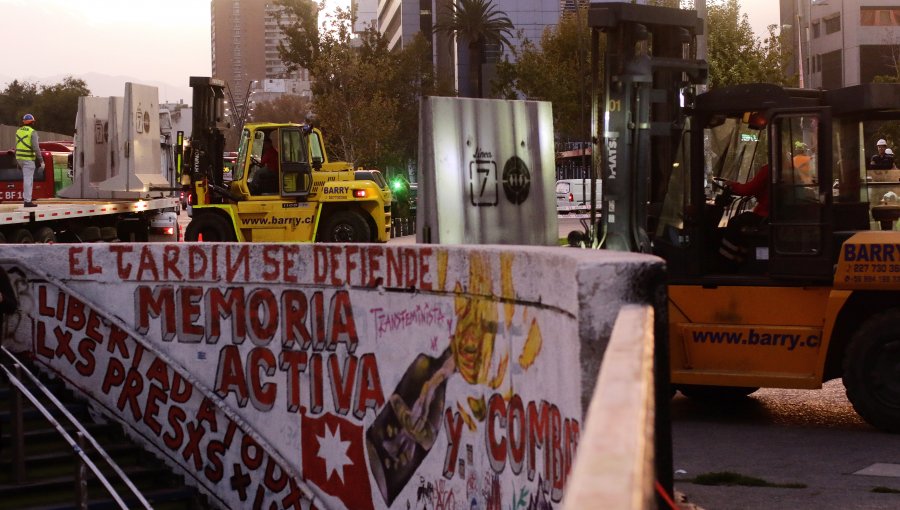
[795,0,807,88]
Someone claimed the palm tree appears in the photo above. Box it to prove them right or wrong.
[433,0,515,98]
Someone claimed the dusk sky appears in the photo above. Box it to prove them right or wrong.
[3,0,779,104]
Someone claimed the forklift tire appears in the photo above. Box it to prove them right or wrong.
[116,220,149,242]
[32,227,56,244]
[317,210,371,243]
[676,384,758,401]
[843,310,900,433]
[185,213,236,242]
[11,228,34,244]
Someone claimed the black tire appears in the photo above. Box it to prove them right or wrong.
[677,384,759,401]
[185,213,236,242]
[32,227,56,243]
[843,310,900,433]
[11,228,33,244]
[78,226,101,242]
[317,210,371,243]
[567,230,586,247]
[100,226,118,242]
[116,219,149,242]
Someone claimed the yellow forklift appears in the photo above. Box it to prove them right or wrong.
[590,3,900,434]
[183,77,391,243]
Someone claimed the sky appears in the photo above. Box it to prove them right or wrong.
[2,0,779,105]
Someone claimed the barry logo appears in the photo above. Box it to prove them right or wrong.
[502,156,530,205]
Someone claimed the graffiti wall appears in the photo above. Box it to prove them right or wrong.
[1,243,663,510]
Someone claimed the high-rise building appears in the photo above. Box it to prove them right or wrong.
[211,0,311,117]
[781,0,900,89]
[353,0,379,33]
[376,0,565,96]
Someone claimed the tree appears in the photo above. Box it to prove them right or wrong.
[34,77,90,134]
[0,76,88,135]
[277,1,451,174]
[707,0,794,88]
[0,80,39,127]
[494,6,591,141]
[249,94,313,124]
[433,0,514,98]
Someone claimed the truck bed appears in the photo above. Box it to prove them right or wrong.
[0,196,179,226]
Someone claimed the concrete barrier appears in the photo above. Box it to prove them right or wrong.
[562,305,657,510]
[0,243,665,509]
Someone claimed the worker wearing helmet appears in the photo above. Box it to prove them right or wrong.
[14,114,41,207]
[885,148,896,169]
[869,139,893,170]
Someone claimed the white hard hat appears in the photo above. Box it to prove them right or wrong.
[887,148,895,156]
[877,139,888,147]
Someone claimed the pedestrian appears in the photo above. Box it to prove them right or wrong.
[14,114,41,207]
[869,139,893,170]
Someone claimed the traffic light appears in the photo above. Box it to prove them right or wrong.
[390,176,409,195]
[390,176,410,199]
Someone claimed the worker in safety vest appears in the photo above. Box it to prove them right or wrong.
[15,114,41,207]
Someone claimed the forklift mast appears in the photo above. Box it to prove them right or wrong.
[589,3,707,252]
[187,76,228,194]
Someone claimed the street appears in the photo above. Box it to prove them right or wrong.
[673,381,900,510]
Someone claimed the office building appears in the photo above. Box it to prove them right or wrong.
[781,0,900,89]
[353,0,379,33]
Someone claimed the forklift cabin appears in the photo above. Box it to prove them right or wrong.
[652,84,897,284]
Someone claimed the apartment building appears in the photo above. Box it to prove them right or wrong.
[211,0,311,116]
[781,0,900,89]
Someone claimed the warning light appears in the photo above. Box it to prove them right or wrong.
[164,227,174,235]
[353,189,367,198]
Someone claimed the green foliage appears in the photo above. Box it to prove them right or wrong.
[872,50,900,83]
[433,0,514,97]
[276,0,322,74]
[707,0,794,88]
[0,76,88,134]
[494,6,591,141]
[277,2,451,173]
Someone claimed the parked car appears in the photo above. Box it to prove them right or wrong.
[556,178,601,213]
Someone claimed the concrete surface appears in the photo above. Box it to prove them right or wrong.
[672,381,900,510]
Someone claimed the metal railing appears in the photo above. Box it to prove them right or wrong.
[1,346,152,510]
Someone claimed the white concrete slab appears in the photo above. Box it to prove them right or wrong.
[853,463,900,478]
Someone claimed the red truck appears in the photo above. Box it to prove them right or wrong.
[0,141,71,202]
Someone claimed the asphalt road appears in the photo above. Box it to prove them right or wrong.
[672,381,900,510]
